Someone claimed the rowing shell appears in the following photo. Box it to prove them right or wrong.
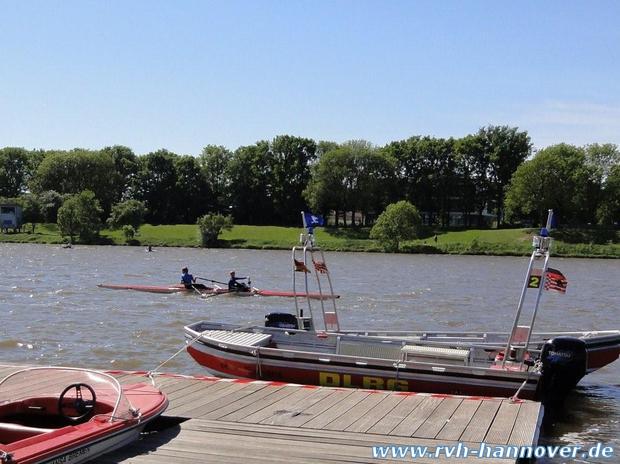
[97,283,339,299]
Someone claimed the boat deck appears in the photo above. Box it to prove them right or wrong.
[0,365,543,463]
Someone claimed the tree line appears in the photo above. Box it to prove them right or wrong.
[1,127,618,235]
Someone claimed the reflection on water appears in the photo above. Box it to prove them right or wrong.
[1,243,618,458]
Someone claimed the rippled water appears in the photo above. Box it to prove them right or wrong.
[1,243,618,461]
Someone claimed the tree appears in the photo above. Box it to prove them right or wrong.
[454,135,490,226]
[38,190,65,223]
[122,225,136,242]
[173,155,211,223]
[370,201,422,251]
[31,149,117,215]
[597,164,620,225]
[131,150,178,224]
[19,194,42,233]
[477,126,532,226]
[269,135,318,225]
[226,142,274,224]
[585,143,619,179]
[504,144,600,225]
[304,141,394,226]
[197,213,233,247]
[199,145,232,213]
[0,147,31,197]
[107,200,146,230]
[383,136,458,227]
[57,191,103,243]
[101,145,139,203]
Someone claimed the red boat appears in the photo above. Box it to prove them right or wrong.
[97,283,339,300]
[184,211,620,407]
[0,367,168,464]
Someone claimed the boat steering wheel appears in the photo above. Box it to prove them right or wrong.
[58,383,97,422]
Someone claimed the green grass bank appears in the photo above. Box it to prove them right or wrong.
[1,223,618,258]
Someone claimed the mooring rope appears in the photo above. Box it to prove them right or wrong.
[147,328,209,383]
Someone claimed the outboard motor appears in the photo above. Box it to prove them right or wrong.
[265,312,299,329]
[538,337,587,407]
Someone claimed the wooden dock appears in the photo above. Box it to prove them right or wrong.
[0,365,543,463]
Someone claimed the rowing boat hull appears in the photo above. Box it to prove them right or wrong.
[98,283,339,299]
[98,283,189,294]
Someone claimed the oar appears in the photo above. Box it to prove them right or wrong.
[188,284,207,298]
[196,276,229,286]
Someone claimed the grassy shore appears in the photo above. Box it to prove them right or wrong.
[1,223,618,258]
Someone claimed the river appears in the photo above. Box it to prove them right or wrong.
[1,243,618,462]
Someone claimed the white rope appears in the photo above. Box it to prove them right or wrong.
[148,329,208,378]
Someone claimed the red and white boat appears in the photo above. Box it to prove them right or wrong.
[184,211,620,406]
[98,283,338,300]
[0,367,168,464]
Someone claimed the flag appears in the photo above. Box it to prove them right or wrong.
[294,259,310,273]
[313,260,328,274]
[303,212,325,227]
[544,268,567,293]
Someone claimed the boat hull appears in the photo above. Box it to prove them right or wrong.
[185,336,540,400]
[98,283,338,299]
[1,379,169,464]
[184,322,620,404]
[36,417,154,464]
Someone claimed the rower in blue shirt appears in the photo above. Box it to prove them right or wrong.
[228,271,250,292]
[181,267,196,289]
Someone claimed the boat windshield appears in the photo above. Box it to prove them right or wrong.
[0,367,135,422]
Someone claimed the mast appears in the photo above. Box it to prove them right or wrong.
[501,209,554,368]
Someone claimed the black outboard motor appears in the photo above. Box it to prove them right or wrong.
[538,336,587,407]
[265,312,298,329]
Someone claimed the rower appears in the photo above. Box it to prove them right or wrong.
[228,271,250,292]
[181,267,196,288]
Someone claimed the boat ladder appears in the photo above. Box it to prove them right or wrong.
[292,227,340,332]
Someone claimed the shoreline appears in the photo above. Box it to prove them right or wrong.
[1,223,618,259]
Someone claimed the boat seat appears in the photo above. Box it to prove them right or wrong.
[201,330,272,347]
[0,422,55,443]
[401,345,471,365]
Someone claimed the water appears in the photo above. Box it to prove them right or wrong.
[1,243,618,461]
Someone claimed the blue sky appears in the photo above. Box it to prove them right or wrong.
[1,0,619,155]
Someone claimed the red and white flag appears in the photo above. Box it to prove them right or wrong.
[313,260,328,274]
[544,268,567,293]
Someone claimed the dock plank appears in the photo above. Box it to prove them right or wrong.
[200,383,289,420]
[366,394,425,435]
[509,401,543,446]
[323,391,389,431]
[484,401,521,445]
[459,399,502,443]
[218,385,301,421]
[435,398,481,441]
[103,418,516,464]
[301,390,370,429]
[390,396,443,436]
[344,393,406,433]
[260,387,335,426]
[239,385,320,424]
[413,397,462,439]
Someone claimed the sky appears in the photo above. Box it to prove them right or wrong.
[1,0,619,155]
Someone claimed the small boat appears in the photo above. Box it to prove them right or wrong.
[0,366,168,464]
[97,283,339,300]
[184,211,620,406]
